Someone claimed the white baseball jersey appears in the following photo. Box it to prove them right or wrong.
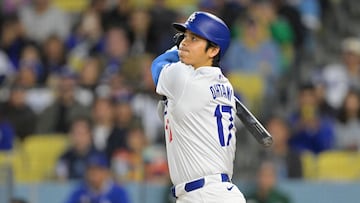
[156,61,237,185]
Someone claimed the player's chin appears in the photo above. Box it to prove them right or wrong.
[179,56,190,65]
[179,54,186,62]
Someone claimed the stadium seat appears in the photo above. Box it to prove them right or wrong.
[301,151,318,180]
[227,72,264,115]
[53,0,88,13]
[0,152,9,165]
[20,134,69,182]
[121,0,198,9]
[316,150,360,181]
[0,148,28,182]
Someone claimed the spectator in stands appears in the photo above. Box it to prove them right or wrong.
[64,55,103,108]
[112,124,148,182]
[129,53,164,144]
[19,0,70,43]
[112,124,169,183]
[2,0,29,15]
[143,144,169,183]
[271,0,306,52]
[223,15,281,78]
[246,160,291,203]
[0,114,14,151]
[263,115,302,179]
[0,85,36,141]
[311,76,337,118]
[10,42,55,115]
[147,0,178,55]
[128,8,151,56]
[15,60,39,89]
[0,50,15,87]
[66,10,104,72]
[119,54,147,88]
[252,0,297,108]
[78,55,102,93]
[197,0,245,30]
[102,73,133,103]
[102,0,132,31]
[101,25,131,81]
[0,14,29,69]
[15,42,45,86]
[87,0,107,16]
[288,83,335,154]
[334,89,360,151]
[36,70,90,134]
[222,11,282,117]
[65,152,129,203]
[291,0,321,54]
[91,96,115,152]
[41,35,67,79]
[105,99,137,159]
[318,37,360,111]
[271,0,307,86]
[56,117,99,181]
[250,0,295,73]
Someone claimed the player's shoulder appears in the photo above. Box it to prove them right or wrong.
[164,62,194,74]
[194,66,222,75]
[169,61,192,68]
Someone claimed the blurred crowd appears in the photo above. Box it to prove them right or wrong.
[1,0,360,202]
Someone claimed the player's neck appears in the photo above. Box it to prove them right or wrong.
[192,61,213,69]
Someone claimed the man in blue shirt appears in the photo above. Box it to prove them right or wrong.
[0,120,14,151]
[65,152,129,203]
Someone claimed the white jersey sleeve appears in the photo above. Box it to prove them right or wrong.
[156,62,193,100]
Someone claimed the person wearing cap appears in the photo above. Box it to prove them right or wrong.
[151,11,246,202]
[316,37,360,112]
[65,152,129,203]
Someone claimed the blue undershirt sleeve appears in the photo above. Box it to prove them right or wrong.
[151,48,179,86]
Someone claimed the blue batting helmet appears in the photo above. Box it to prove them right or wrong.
[173,11,231,57]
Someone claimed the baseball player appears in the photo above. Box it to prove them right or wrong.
[151,11,246,203]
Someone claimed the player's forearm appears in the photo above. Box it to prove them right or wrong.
[151,48,179,85]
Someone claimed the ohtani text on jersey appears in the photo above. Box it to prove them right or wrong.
[209,83,232,101]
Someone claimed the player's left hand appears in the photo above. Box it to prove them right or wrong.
[173,33,184,48]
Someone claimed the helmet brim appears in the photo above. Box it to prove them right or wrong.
[172,23,187,33]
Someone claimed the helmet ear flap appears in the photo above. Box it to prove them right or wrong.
[173,33,185,48]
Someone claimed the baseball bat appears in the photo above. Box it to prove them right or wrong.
[234,97,273,147]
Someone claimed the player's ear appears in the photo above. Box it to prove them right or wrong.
[207,46,220,58]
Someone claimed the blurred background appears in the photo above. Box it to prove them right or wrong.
[1,0,360,202]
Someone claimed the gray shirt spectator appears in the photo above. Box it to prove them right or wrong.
[19,0,70,43]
